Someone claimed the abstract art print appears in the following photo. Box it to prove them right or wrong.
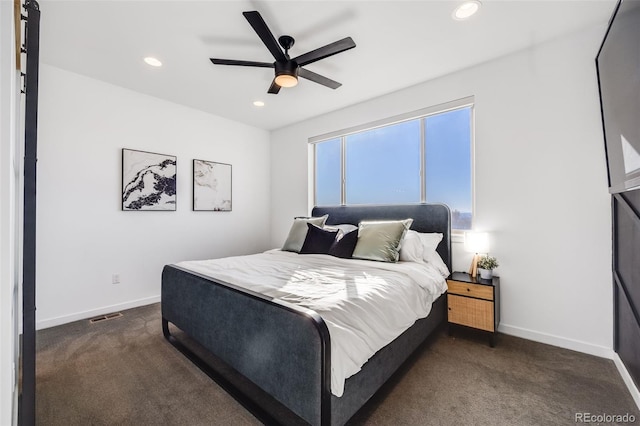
[122,148,177,211]
[193,159,232,211]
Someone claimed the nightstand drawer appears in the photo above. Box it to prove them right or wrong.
[448,295,494,332]
[447,280,494,301]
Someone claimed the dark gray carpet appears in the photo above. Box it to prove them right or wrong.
[36,303,638,425]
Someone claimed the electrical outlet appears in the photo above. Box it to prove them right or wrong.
[112,274,120,284]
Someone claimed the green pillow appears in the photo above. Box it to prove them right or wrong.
[352,219,413,262]
[282,215,328,252]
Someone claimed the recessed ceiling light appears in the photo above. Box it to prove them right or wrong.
[452,0,481,21]
[253,100,265,107]
[143,57,162,67]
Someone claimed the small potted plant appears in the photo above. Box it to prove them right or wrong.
[477,255,499,279]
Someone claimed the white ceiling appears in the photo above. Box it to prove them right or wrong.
[38,0,616,131]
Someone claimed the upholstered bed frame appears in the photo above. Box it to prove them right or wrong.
[161,204,451,425]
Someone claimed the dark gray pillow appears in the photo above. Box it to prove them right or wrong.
[352,219,413,262]
[282,215,328,253]
[328,230,358,259]
[300,224,338,254]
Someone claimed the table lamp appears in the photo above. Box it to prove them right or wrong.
[464,231,489,278]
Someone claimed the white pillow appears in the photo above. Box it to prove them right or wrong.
[324,224,358,240]
[414,232,450,278]
[416,232,443,253]
[424,250,450,278]
[399,230,424,263]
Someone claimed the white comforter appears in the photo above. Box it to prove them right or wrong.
[176,250,447,397]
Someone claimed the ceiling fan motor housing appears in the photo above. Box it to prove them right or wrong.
[275,60,299,78]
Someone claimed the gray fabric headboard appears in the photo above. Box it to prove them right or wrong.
[311,204,452,273]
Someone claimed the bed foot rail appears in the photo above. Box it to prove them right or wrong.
[161,317,306,426]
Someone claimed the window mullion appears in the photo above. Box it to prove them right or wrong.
[420,118,426,203]
[341,136,346,205]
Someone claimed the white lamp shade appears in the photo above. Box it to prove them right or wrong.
[464,231,489,253]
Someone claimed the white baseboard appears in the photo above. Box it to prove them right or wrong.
[36,295,160,330]
[498,323,615,359]
[613,354,640,410]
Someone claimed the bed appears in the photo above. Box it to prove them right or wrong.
[161,204,451,425]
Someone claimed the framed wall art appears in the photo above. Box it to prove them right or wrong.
[122,148,177,211]
[193,159,232,211]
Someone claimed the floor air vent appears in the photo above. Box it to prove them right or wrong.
[89,312,123,324]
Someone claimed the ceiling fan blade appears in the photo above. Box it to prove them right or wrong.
[268,80,281,94]
[210,58,274,68]
[298,68,341,89]
[293,37,356,67]
[242,11,287,62]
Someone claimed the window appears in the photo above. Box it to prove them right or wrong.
[313,98,473,230]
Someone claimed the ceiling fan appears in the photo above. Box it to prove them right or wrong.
[210,11,356,94]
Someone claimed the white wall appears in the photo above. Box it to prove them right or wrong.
[36,65,271,328]
[270,26,613,357]
[0,1,19,424]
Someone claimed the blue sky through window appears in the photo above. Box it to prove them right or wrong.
[346,121,421,204]
[315,138,341,205]
[425,108,472,229]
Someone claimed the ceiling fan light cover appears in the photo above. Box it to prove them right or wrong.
[275,74,298,87]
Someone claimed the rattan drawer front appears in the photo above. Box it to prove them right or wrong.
[447,280,494,301]
[448,295,494,332]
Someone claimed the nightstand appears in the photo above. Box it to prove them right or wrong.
[447,271,500,347]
